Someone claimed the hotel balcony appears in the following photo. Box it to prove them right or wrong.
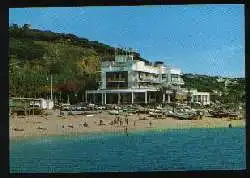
[101,61,133,68]
[132,85,158,90]
[137,77,161,84]
[107,78,126,82]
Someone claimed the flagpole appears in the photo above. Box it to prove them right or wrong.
[50,74,53,101]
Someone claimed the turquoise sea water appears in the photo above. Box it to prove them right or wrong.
[10,127,246,172]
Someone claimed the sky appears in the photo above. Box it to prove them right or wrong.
[9,5,245,78]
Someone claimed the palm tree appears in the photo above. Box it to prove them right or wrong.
[172,89,177,112]
[159,83,171,105]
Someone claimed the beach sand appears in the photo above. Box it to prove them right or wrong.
[9,111,245,139]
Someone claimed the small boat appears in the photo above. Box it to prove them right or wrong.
[37,126,47,130]
[13,128,24,131]
[83,110,101,115]
[108,110,119,115]
[148,111,164,117]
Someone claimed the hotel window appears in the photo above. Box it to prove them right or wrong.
[198,95,201,102]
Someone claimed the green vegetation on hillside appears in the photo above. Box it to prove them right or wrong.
[9,24,147,104]
[183,74,224,92]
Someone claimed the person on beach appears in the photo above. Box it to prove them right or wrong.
[120,120,123,126]
[125,118,128,125]
[149,121,152,127]
[115,116,119,125]
[199,111,203,119]
[134,120,136,127]
[83,121,88,127]
[99,119,103,126]
[229,123,232,128]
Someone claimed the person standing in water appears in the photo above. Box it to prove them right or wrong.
[124,125,128,136]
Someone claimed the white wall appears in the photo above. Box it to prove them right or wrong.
[191,92,210,105]
[133,61,160,74]
[168,68,182,75]
[40,99,54,109]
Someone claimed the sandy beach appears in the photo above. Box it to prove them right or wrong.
[9,111,245,139]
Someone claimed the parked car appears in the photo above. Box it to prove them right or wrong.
[97,106,106,110]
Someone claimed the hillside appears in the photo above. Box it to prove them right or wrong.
[9,24,145,103]
[9,24,245,104]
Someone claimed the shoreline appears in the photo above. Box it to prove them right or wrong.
[9,111,245,140]
[10,125,245,141]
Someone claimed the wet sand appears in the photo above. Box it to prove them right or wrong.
[9,111,245,139]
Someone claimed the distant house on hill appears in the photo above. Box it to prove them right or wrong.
[212,90,223,96]
[224,79,238,89]
[217,77,226,83]
[23,24,31,29]
[184,74,196,78]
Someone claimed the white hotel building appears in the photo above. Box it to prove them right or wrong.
[85,51,185,105]
[188,89,211,105]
